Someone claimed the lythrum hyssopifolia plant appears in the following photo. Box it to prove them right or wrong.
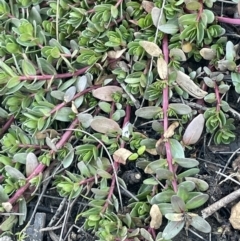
[0,0,238,240]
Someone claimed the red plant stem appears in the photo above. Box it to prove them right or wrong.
[49,85,99,116]
[55,118,79,149]
[19,66,89,81]
[214,81,221,112]
[8,118,79,205]
[123,105,131,126]
[0,115,14,137]
[217,16,240,25]
[162,35,178,193]
[196,0,203,21]
[101,162,119,213]
[149,228,156,240]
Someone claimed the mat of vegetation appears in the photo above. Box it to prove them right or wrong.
[1,0,240,241]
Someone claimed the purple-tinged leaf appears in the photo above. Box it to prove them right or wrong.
[182,114,205,145]
[162,220,185,239]
[171,195,186,213]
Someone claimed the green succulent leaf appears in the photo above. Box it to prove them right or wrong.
[186,194,209,210]
[162,220,185,240]
[174,158,199,168]
[0,185,9,202]
[190,215,211,233]
[5,165,26,180]
[169,139,185,158]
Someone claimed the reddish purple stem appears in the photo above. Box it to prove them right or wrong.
[49,85,99,116]
[8,118,79,205]
[162,35,178,193]
[0,115,14,137]
[19,67,89,81]
[56,118,79,149]
[217,16,240,25]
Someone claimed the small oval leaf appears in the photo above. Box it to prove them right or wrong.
[186,194,209,210]
[185,177,209,191]
[169,103,192,115]
[26,153,39,177]
[64,86,76,103]
[191,215,211,233]
[150,204,162,229]
[5,165,26,180]
[176,71,208,99]
[113,148,132,165]
[77,113,93,128]
[174,158,199,168]
[139,40,162,57]
[96,169,112,179]
[157,57,168,79]
[162,220,185,240]
[92,86,123,101]
[135,106,162,120]
[90,117,121,134]
[182,114,205,145]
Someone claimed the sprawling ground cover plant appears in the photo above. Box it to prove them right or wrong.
[0,0,239,240]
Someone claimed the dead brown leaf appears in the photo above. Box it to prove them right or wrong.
[113,148,133,165]
[157,57,168,79]
[155,137,166,156]
[92,86,123,101]
[182,42,192,53]
[107,49,127,59]
[164,121,179,139]
[150,204,162,229]
[200,48,216,60]
[142,1,154,13]
[26,153,39,177]
[90,117,121,134]
[176,71,208,99]
[139,40,162,57]
[2,202,12,212]
[229,201,240,229]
